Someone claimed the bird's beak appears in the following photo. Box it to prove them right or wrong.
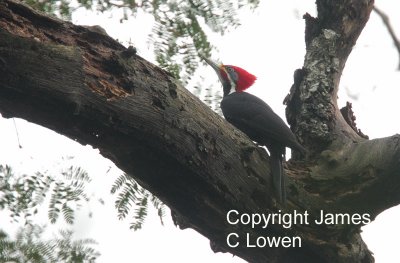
[200,55,222,73]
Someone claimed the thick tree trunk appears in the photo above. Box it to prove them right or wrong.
[1,0,398,262]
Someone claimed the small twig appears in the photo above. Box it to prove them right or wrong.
[104,0,142,9]
[373,6,400,70]
[12,118,22,148]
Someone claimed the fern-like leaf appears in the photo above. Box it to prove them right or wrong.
[111,173,166,230]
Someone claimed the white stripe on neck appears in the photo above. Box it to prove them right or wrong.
[224,67,237,95]
[228,88,236,95]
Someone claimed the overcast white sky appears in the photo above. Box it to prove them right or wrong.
[1,0,400,262]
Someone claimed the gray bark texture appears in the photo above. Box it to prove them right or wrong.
[1,0,399,262]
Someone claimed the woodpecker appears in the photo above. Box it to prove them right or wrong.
[202,56,306,203]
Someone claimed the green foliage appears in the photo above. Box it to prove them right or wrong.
[111,173,165,230]
[0,163,164,260]
[0,165,91,225]
[0,225,99,263]
[1,161,165,233]
[21,0,259,82]
[48,166,91,224]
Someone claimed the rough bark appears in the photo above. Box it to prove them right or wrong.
[1,0,398,262]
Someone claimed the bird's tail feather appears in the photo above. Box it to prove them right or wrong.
[270,154,286,204]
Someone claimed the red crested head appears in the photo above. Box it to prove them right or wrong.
[201,55,257,97]
[224,65,257,92]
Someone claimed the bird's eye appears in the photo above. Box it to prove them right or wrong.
[227,67,234,73]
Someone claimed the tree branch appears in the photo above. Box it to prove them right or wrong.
[286,0,374,153]
[307,135,400,217]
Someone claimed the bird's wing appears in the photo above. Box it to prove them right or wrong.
[221,92,298,149]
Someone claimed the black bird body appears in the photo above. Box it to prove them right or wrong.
[201,55,306,203]
[221,92,304,153]
[221,92,305,203]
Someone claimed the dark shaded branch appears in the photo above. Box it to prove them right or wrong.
[373,6,400,70]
